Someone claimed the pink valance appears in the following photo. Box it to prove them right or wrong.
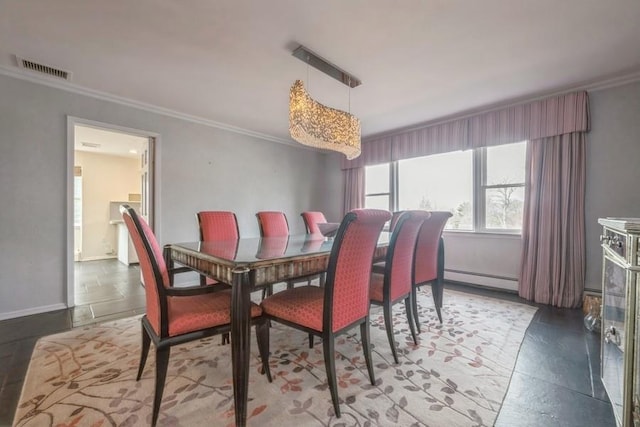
[390,119,469,161]
[341,90,589,170]
[468,91,590,148]
[339,137,392,169]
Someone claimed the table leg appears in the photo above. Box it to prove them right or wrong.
[231,267,251,427]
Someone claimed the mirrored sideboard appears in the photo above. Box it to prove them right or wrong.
[599,218,640,427]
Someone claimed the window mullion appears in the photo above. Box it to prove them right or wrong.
[390,161,398,212]
[473,148,485,231]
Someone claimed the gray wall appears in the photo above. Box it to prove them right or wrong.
[585,81,640,291]
[1,73,638,318]
[0,73,342,319]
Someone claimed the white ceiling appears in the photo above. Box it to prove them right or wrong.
[2,0,640,144]
[75,125,146,159]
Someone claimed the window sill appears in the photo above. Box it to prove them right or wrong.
[443,230,522,239]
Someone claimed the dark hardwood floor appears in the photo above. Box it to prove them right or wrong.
[0,275,615,426]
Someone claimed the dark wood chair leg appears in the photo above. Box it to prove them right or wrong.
[360,319,375,385]
[256,320,272,382]
[308,333,314,348]
[152,346,171,427]
[383,302,399,364]
[412,286,421,333]
[322,334,341,417]
[432,281,443,324]
[136,324,151,381]
[405,296,418,345]
[221,333,230,345]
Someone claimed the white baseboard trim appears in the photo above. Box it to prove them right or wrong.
[79,255,117,262]
[0,303,68,321]
[445,271,518,292]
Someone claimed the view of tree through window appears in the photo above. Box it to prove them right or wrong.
[483,142,526,230]
[363,141,527,233]
[399,151,473,230]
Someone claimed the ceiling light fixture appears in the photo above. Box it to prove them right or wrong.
[289,45,362,159]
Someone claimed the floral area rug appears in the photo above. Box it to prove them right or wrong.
[13,289,536,427]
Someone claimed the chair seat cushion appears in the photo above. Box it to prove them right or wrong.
[260,286,324,332]
[370,273,384,303]
[167,290,261,337]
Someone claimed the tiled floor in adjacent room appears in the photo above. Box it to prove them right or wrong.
[0,272,615,427]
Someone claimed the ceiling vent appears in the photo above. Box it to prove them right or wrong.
[15,55,72,81]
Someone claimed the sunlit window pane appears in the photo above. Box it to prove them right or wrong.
[365,195,390,210]
[398,151,472,230]
[486,142,526,185]
[485,187,524,230]
[365,163,389,194]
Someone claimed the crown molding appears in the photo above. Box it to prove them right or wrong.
[0,64,301,147]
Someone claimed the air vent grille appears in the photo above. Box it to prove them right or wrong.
[15,56,71,81]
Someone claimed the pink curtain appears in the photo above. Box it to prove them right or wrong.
[518,132,586,308]
[343,167,365,215]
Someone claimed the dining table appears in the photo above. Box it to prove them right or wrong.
[164,232,389,427]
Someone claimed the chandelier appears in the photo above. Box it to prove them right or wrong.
[289,46,362,160]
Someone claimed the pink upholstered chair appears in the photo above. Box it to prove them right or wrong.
[196,211,239,287]
[121,205,269,426]
[413,211,452,327]
[256,211,321,293]
[370,210,430,364]
[301,211,327,234]
[257,209,391,417]
[389,210,405,233]
[256,211,289,237]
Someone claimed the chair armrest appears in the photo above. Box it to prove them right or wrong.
[165,285,225,297]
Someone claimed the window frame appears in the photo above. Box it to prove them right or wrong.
[365,142,526,235]
[364,162,396,211]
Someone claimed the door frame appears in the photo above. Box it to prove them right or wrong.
[66,116,159,307]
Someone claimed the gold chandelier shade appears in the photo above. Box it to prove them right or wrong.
[289,80,361,160]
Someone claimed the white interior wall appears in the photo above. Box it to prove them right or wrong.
[443,233,521,291]
[75,151,140,261]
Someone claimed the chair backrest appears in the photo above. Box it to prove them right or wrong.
[414,211,453,284]
[256,236,289,259]
[256,211,289,237]
[120,204,168,336]
[197,211,240,241]
[389,210,405,233]
[301,211,327,234]
[323,209,391,332]
[384,210,430,301]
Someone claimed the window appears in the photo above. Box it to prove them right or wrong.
[480,142,526,231]
[399,151,473,230]
[364,141,526,233]
[365,163,391,210]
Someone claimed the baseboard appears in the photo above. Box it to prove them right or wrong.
[78,255,117,262]
[444,270,518,292]
[0,303,68,321]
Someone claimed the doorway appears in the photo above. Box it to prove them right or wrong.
[67,117,156,326]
